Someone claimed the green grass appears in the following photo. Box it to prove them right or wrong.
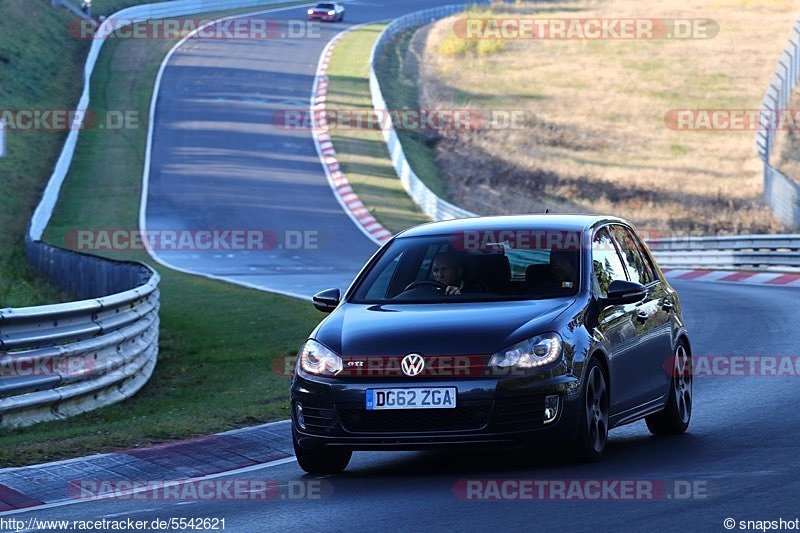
[0,0,305,307]
[0,3,319,467]
[0,266,317,466]
[0,1,98,307]
[325,24,429,233]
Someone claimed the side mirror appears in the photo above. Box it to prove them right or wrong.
[313,288,340,313]
[600,280,646,307]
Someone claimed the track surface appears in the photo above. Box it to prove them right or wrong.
[9,2,798,531]
[144,1,460,296]
[6,280,799,531]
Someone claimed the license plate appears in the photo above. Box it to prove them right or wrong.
[365,387,457,410]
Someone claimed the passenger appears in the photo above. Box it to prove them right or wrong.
[527,250,578,292]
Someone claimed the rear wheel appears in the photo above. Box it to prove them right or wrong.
[572,358,609,461]
[646,342,692,435]
[293,435,352,474]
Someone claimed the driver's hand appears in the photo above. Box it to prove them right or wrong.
[445,285,461,295]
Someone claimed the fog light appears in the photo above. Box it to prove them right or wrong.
[295,403,306,430]
[544,395,559,424]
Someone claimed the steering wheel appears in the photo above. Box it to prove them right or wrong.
[403,280,446,292]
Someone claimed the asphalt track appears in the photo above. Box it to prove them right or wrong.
[8,2,800,531]
[6,280,800,531]
[143,0,465,297]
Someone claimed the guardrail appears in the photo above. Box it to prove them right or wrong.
[756,19,800,229]
[12,0,292,428]
[649,234,800,269]
[368,4,481,222]
[51,0,92,20]
[0,240,160,428]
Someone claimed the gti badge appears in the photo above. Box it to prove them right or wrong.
[401,353,425,377]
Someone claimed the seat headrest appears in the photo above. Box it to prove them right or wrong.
[466,253,510,291]
[525,263,552,285]
[549,249,579,271]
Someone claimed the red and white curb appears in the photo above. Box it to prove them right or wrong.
[311,27,393,246]
[663,269,800,287]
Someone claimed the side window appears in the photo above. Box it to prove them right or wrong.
[610,225,655,285]
[633,235,657,282]
[592,227,628,297]
[506,248,550,279]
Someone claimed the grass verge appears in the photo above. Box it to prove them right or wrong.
[0,0,107,307]
[0,3,320,467]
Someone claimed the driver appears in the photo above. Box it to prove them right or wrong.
[431,252,467,295]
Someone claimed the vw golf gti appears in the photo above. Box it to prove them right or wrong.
[291,215,692,473]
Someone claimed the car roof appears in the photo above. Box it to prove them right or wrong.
[395,214,631,239]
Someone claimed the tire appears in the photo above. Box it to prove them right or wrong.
[293,435,352,474]
[572,358,609,461]
[646,342,692,435]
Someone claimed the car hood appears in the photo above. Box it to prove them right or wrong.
[314,298,576,357]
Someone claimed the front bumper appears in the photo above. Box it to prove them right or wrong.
[307,13,336,21]
[291,371,582,451]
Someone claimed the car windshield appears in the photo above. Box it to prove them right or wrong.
[350,231,582,304]
[315,3,335,9]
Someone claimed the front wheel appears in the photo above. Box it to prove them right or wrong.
[571,358,609,461]
[646,343,692,435]
[293,436,352,474]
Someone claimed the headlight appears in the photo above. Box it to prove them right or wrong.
[307,8,314,14]
[297,339,342,376]
[327,10,336,15]
[488,333,563,369]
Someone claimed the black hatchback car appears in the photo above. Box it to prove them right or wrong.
[291,215,692,473]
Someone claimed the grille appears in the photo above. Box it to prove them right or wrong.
[492,393,547,431]
[338,401,492,433]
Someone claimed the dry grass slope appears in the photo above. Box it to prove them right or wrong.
[418,0,798,234]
